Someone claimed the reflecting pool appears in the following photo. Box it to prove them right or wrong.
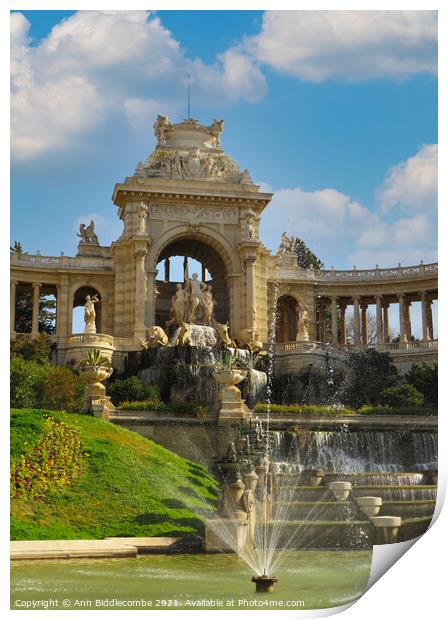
[11,550,372,611]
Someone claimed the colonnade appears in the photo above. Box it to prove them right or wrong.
[315,291,436,346]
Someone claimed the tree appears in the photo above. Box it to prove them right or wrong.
[405,363,437,404]
[294,238,324,270]
[343,348,399,408]
[14,292,56,335]
[345,312,377,345]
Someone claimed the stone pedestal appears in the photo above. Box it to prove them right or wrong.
[204,516,249,552]
[213,369,251,424]
[79,366,113,414]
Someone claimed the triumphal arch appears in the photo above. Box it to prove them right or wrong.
[10,115,438,374]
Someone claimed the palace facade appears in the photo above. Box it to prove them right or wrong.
[10,116,438,374]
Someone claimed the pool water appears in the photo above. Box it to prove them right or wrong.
[11,550,372,610]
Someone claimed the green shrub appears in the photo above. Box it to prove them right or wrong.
[119,400,208,417]
[10,356,47,409]
[10,356,83,412]
[10,334,54,364]
[120,400,166,411]
[379,384,424,408]
[11,415,84,498]
[41,367,84,412]
[254,403,356,415]
[108,377,158,406]
[357,404,435,416]
[405,363,438,404]
[170,402,208,417]
[343,348,399,408]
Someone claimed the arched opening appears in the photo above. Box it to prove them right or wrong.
[276,295,298,343]
[155,237,229,327]
[72,286,102,334]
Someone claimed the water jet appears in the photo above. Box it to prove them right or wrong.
[252,574,278,593]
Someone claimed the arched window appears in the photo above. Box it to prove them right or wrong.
[72,286,102,334]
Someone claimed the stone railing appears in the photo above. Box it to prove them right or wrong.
[10,251,113,270]
[274,339,438,354]
[68,333,114,347]
[317,262,437,282]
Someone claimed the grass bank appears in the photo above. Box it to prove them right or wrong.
[10,409,218,541]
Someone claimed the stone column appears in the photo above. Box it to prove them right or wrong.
[146,268,158,327]
[383,302,390,343]
[339,302,347,345]
[427,299,434,341]
[375,295,383,344]
[331,296,338,345]
[405,300,412,341]
[10,279,16,333]
[319,300,326,342]
[202,264,207,283]
[245,255,257,329]
[420,291,429,341]
[398,294,408,343]
[31,282,41,336]
[361,302,368,345]
[353,296,361,346]
[164,258,170,282]
[134,248,147,336]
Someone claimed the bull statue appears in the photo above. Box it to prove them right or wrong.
[141,325,169,349]
[176,322,192,346]
[215,322,235,348]
[235,328,264,354]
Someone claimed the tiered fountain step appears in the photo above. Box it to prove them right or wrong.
[272,501,353,521]
[262,521,373,550]
[350,485,437,502]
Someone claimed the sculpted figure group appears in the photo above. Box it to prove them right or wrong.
[166,273,215,327]
[140,271,264,353]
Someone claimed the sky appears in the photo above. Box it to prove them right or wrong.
[10,8,438,334]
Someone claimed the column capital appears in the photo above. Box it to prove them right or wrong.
[375,293,383,301]
[352,295,361,303]
[397,292,405,300]
[245,254,257,265]
[32,281,42,288]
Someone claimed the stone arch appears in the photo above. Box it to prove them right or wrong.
[149,225,241,328]
[148,224,240,275]
[276,294,299,343]
[71,284,106,334]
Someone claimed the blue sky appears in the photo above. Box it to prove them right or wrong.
[11,10,437,275]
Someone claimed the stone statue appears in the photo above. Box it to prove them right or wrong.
[166,274,216,328]
[78,221,99,245]
[240,169,252,185]
[187,273,207,323]
[141,325,169,348]
[225,441,238,463]
[235,328,264,354]
[201,285,215,325]
[176,322,192,346]
[207,119,224,147]
[296,303,311,342]
[246,212,256,239]
[153,114,170,144]
[215,322,234,348]
[137,203,148,233]
[280,232,297,253]
[84,294,99,333]
[166,283,188,328]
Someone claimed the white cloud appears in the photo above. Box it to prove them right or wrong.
[11,11,266,160]
[245,10,437,82]
[377,144,438,213]
[260,145,437,268]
